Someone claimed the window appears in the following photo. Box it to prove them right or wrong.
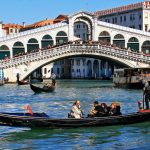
[120,16,122,23]
[76,60,80,66]
[139,24,141,30]
[145,24,148,31]
[112,18,115,23]
[57,68,60,74]
[130,14,132,21]
[124,16,126,22]
[44,68,47,74]
[139,14,141,20]
[115,17,117,23]
[10,29,13,33]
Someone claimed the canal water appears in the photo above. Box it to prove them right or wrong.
[0,80,149,150]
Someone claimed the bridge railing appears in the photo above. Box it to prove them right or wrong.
[98,21,150,37]
[1,43,150,68]
[0,22,68,42]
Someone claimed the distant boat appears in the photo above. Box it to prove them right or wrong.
[16,73,29,85]
[17,80,29,85]
[0,110,150,129]
[30,83,55,93]
[113,67,150,89]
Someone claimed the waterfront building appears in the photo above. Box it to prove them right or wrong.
[2,23,23,35]
[0,22,6,37]
[95,1,150,31]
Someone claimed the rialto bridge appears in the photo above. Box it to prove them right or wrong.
[0,11,150,82]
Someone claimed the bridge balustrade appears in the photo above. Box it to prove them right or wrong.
[0,43,150,68]
[0,22,68,42]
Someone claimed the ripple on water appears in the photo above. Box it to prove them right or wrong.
[0,80,149,149]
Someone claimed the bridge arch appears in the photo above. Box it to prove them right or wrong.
[87,60,92,78]
[41,34,53,48]
[12,41,25,56]
[74,15,93,41]
[27,38,39,52]
[56,31,68,44]
[127,37,139,52]
[98,31,111,44]
[141,40,150,54]
[0,45,10,60]
[93,60,99,78]
[113,34,125,48]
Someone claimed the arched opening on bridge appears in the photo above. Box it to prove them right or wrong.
[127,37,139,52]
[56,31,68,44]
[0,45,10,60]
[27,38,39,52]
[101,61,106,78]
[93,60,99,79]
[98,31,111,44]
[41,34,53,48]
[87,60,92,78]
[12,41,25,56]
[74,16,92,41]
[141,40,150,54]
[113,34,125,48]
[74,21,89,41]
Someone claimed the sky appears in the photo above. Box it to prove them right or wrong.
[0,0,145,25]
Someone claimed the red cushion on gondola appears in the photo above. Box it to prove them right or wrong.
[139,109,150,113]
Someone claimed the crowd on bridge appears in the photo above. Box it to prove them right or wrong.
[0,39,147,63]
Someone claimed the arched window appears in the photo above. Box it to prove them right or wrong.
[27,38,39,52]
[56,31,68,44]
[13,41,25,56]
[127,37,139,52]
[142,40,150,54]
[113,34,125,48]
[41,34,53,48]
[0,45,10,59]
[98,31,111,44]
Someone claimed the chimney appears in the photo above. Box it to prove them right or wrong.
[22,22,26,27]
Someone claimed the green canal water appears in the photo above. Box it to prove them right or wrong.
[0,80,149,150]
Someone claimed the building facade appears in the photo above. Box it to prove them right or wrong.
[95,1,150,31]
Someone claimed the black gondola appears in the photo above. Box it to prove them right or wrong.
[0,110,150,129]
[30,83,55,93]
[17,80,29,85]
[16,73,28,85]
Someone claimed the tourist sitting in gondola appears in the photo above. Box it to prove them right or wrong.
[88,101,106,117]
[108,103,122,116]
[100,102,109,116]
[68,100,84,118]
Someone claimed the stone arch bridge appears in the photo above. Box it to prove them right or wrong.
[0,43,150,82]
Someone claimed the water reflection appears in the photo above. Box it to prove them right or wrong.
[0,122,149,150]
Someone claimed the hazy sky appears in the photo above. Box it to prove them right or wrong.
[0,0,144,25]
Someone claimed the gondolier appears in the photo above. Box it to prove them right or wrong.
[143,81,150,109]
[51,72,56,86]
